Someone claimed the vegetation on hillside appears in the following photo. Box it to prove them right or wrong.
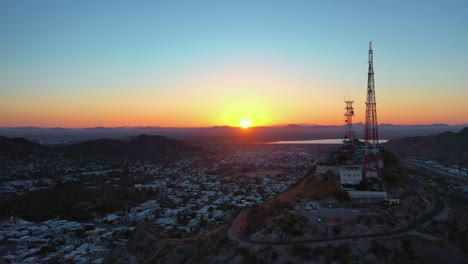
[381,149,405,183]
[0,177,153,222]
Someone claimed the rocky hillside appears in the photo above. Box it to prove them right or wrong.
[103,223,242,264]
[0,136,44,157]
[384,127,468,166]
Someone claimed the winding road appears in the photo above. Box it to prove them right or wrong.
[228,157,451,246]
[228,193,445,246]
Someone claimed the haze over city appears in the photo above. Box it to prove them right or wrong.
[1,0,467,128]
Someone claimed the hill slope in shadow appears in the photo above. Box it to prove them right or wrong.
[384,127,468,166]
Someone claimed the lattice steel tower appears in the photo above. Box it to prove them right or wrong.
[344,98,355,141]
[363,41,380,177]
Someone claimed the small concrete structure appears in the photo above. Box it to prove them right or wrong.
[340,165,362,185]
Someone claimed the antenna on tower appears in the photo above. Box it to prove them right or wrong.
[344,97,355,143]
[363,41,380,178]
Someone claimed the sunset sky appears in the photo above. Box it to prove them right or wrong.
[1,0,467,128]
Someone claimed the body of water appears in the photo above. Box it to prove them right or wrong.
[268,139,388,144]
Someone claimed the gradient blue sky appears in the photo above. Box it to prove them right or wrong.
[1,0,467,127]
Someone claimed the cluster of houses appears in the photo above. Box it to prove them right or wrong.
[0,217,132,263]
[97,148,309,233]
[0,145,311,263]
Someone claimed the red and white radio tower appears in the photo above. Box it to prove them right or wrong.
[344,98,355,142]
[363,41,381,177]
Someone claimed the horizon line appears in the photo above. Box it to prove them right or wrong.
[1,122,467,130]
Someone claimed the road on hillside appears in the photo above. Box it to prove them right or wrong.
[401,159,461,178]
[228,194,445,246]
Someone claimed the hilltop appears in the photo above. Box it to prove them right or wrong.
[55,134,188,160]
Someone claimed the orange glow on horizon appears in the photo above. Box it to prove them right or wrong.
[0,58,467,128]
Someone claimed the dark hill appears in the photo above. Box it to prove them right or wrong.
[0,136,44,156]
[61,134,186,160]
[384,127,468,166]
[128,134,179,148]
[63,139,128,157]
[285,124,303,128]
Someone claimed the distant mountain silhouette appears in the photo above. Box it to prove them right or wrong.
[0,136,44,156]
[1,124,467,142]
[385,127,468,166]
[60,134,185,159]
[284,124,303,128]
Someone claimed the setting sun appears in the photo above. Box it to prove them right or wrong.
[239,118,252,129]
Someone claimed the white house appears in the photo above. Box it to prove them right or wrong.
[340,165,362,185]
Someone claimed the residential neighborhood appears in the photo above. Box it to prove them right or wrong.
[0,144,317,263]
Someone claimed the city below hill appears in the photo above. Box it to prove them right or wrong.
[384,127,468,166]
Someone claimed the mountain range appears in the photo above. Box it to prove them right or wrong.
[1,123,466,143]
[3,125,467,165]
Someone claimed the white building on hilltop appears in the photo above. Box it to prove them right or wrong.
[340,165,362,185]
